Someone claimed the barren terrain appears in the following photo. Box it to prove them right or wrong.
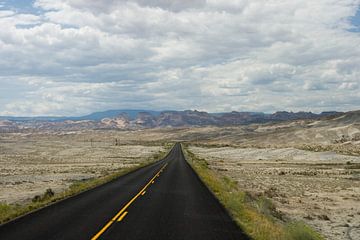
[116,111,360,156]
[189,146,360,240]
[0,131,164,204]
[1,111,359,239]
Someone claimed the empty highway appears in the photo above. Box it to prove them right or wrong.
[0,143,248,240]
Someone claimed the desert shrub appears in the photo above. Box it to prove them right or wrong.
[44,188,55,199]
[32,188,55,203]
[32,195,42,203]
[286,222,323,240]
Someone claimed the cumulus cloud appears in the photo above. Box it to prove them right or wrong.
[0,0,359,116]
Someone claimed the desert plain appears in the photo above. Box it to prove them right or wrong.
[0,131,164,204]
[0,111,359,240]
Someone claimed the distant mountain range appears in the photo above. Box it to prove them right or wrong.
[0,109,342,131]
[0,109,163,122]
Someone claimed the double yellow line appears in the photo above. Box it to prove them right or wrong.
[91,163,168,240]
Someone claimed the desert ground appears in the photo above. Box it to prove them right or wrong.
[0,131,164,204]
[189,146,360,240]
[178,112,359,239]
[1,112,359,239]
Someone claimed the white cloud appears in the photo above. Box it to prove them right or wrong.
[0,0,359,116]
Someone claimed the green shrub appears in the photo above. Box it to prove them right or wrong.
[286,222,323,240]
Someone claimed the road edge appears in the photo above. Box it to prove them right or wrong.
[0,145,173,226]
[182,143,325,240]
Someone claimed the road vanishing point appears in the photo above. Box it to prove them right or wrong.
[0,143,249,240]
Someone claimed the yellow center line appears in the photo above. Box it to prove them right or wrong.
[117,211,128,222]
[91,163,168,240]
[141,191,146,196]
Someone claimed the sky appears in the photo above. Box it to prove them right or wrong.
[0,0,360,116]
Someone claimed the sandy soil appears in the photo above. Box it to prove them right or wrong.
[0,131,163,204]
[190,146,360,240]
[1,119,359,239]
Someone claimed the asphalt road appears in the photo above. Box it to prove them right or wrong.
[0,143,249,240]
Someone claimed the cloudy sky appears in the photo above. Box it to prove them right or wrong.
[0,0,359,116]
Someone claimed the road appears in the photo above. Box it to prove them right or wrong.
[0,143,249,240]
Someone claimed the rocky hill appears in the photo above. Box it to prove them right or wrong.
[0,110,345,131]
